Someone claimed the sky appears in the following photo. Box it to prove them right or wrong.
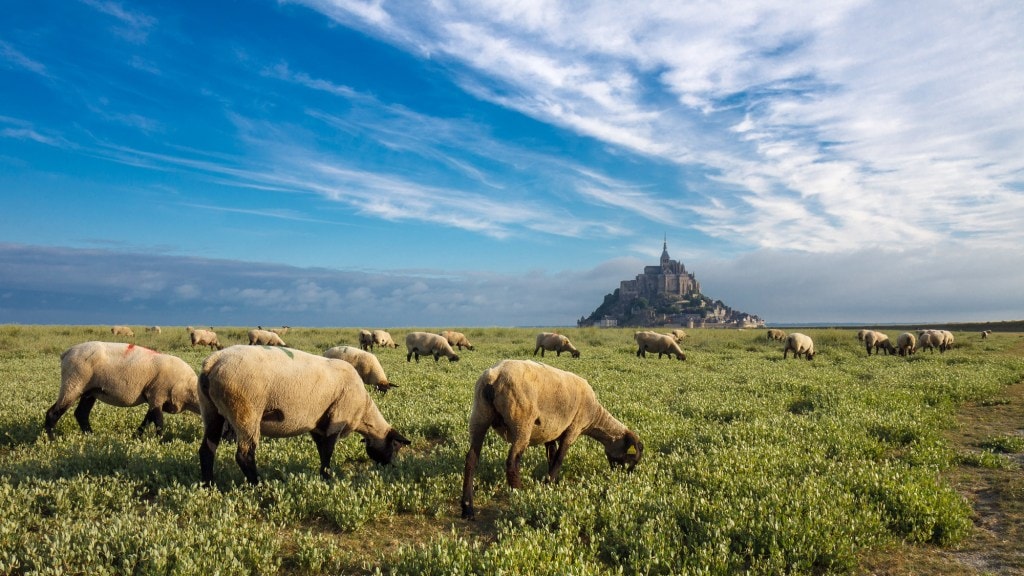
[1,0,1023,327]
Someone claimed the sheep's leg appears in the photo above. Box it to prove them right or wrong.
[235,439,260,485]
[198,410,227,486]
[44,401,73,439]
[545,432,576,483]
[504,434,530,489]
[461,428,487,520]
[310,432,339,480]
[137,406,164,437]
[73,394,98,433]
[545,441,558,470]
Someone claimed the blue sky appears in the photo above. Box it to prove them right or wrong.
[2,0,1023,327]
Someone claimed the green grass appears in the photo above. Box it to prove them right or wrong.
[1,325,1023,574]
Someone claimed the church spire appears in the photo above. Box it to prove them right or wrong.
[660,235,670,264]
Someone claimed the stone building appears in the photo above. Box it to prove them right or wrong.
[619,239,700,300]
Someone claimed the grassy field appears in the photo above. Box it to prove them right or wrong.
[0,325,1022,575]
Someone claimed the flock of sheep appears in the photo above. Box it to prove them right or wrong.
[47,322,978,519]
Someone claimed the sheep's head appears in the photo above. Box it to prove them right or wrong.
[606,430,643,472]
[570,349,581,358]
[364,429,412,465]
[374,381,398,394]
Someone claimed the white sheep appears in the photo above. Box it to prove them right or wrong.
[668,329,688,342]
[358,329,375,351]
[197,345,411,484]
[189,327,223,350]
[111,325,135,338]
[634,331,686,360]
[441,330,476,351]
[856,329,869,342]
[323,345,398,393]
[533,332,580,358]
[783,333,815,360]
[372,330,398,349]
[897,332,917,356]
[766,328,787,342]
[405,331,460,362]
[864,331,897,356]
[145,326,162,334]
[917,330,942,353]
[248,328,286,346]
[940,330,955,351]
[271,326,290,336]
[981,329,992,339]
[460,359,643,520]
[44,341,199,439]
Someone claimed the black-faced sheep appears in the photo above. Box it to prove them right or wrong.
[917,330,942,353]
[405,331,460,363]
[111,325,135,338]
[248,328,286,346]
[897,332,917,356]
[189,327,223,350]
[460,359,643,520]
[441,330,476,351]
[373,330,398,349]
[856,329,869,342]
[766,328,787,342]
[981,329,992,339]
[145,326,162,334]
[783,333,815,360]
[358,329,374,351]
[533,332,580,358]
[864,331,897,356]
[198,345,411,485]
[633,331,686,360]
[323,345,398,393]
[44,341,199,439]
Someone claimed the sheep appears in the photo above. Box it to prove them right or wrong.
[533,332,580,358]
[271,326,290,336]
[864,331,897,356]
[323,345,398,393]
[981,329,992,339]
[145,326,162,334]
[197,345,411,485]
[668,329,688,342]
[766,328,787,342]
[783,332,815,360]
[897,332,917,356]
[358,329,375,351]
[460,359,643,520]
[917,330,942,353]
[918,329,954,353]
[940,330,955,351]
[189,327,223,350]
[856,329,869,341]
[248,328,286,346]
[405,331,460,363]
[441,330,476,351]
[634,331,686,360]
[111,325,135,338]
[44,341,199,439]
[372,330,398,349]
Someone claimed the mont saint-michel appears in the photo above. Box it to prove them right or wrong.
[579,240,764,329]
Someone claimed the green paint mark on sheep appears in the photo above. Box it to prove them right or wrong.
[261,345,295,359]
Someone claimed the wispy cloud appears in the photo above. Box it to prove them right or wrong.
[78,0,156,43]
[0,40,49,77]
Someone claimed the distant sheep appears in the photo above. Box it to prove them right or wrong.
[460,360,643,520]
[324,345,397,393]
[358,329,375,351]
[45,341,199,439]
[441,330,476,351]
[248,328,286,347]
[198,345,411,485]
[634,331,686,360]
[864,331,897,356]
[270,326,290,336]
[111,325,135,338]
[917,330,942,353]
[373,330,398,349]
[189,327,223,350]
[668,329,687,342]
[766,328,787,342]
[783,333,815,360]
[856,329,869,342]
[918,329,954,353]
[981,330,992,339]
[145,326,162,334]
[897,332,917,356]
[405,331,460,363]
[533,332,580,358]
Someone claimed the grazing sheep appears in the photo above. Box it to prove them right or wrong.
[783,333,815,360]
[668,329,687,342]
[897,332,917,356]
[981,329,992,339]
[248,328,286,347]
[44,341,199,439]
[198,345,411,485]
[940,330,955,351]
[372,330,398,349]
[460,360,643,520]
[917,330,942,353]
[323,346,398,393]
[358,329,375,351]
[856,329,869,341]
[441,330,476,351]
[111,325,135,338]
[533,332,580,358]
[405,331,460,363]
[864,331,897,356]
[189,327,223,350]
[766,328,787,342]
[271,326,290,336]
[634,331,686,360]
[145,326,162,334]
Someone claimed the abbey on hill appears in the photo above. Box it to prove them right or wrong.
[579,240,764,329]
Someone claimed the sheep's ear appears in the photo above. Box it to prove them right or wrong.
[388,429,412,446]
